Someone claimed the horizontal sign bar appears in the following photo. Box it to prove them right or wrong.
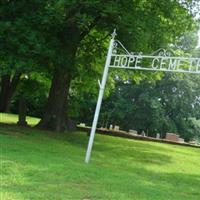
[109,54,200,74]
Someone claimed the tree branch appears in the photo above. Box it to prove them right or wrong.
[80,15,102,40]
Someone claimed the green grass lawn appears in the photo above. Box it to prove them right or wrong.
[1,114,200,200]
[0,113,40,126]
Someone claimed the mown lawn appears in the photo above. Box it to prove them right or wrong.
[0,114,200,200]
[0,113,40,126]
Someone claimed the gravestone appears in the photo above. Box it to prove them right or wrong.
[114,125,120,131]
[166,133,179,142]
[178,138,185,143]
[129,129,138,136]
[141,131,146,137]
[156,133,160,139]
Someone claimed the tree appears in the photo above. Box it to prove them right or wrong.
[0,0,197,131]
[174,31,199,53]
[98,73,200,141]
[0,0,42,112]
[0,71,21,112]
[10,73,50,118]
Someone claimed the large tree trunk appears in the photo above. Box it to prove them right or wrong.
[17,97,28,126]
[37,27,81,131]
[37,68,72,131]
[0,73,21,112]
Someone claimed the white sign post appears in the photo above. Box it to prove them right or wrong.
[85,30,200,163]
[85,30,116,163]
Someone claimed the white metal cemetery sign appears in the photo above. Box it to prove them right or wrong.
[110,53,200,73]
[85,30,200,163]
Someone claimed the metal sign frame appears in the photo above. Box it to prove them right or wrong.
[85,30,200,163]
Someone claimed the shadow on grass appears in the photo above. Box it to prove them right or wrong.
[111,169,200,200]
[1,125,200,199]
[0,124,195,170]
[63,132,173,166]
[1,160,200,200]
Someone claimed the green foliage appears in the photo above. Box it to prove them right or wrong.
[0,0,198,130]
[10,73,50,117]
[175,31,199,53]
[0,0,197,74]
[97,74,200,141]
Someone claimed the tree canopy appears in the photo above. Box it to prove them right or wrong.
[0,0,199,133]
